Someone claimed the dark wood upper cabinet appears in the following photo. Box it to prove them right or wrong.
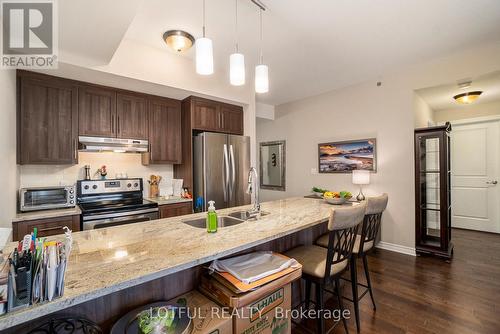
[190,97,244,135]
[18,72,78,165]
[78,86,117,137]
[192,98,220,131]
[116,93,148,140]
[143,97,182,165]
[220,105,244,135]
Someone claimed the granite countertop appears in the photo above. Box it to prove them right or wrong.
[12,206,82,223]
[0,197,345,330]
[146,196,193,206]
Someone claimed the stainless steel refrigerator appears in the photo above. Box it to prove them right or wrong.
[193,132,251,211]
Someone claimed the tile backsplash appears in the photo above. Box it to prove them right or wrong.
[19,152,175,197]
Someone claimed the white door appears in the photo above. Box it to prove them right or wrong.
[451,119,500,233]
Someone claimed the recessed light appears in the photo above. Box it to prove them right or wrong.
[163,30,195,53]
[453,91,483,104]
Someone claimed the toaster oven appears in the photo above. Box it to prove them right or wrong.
[19,186,76,212]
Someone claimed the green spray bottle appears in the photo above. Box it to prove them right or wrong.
[206,200,218,233]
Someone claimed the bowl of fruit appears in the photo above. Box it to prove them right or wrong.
[323,191,352,205]
[312,187,329,197]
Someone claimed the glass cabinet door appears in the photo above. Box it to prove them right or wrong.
[418,136,442,247]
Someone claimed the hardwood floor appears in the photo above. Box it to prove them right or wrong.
[293,228,500,334]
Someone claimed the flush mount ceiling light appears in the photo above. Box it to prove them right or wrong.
[195,0,214,75]
[163,30,195,53]
[453,91,483,104]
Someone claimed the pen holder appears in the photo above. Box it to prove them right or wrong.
[7,267,32,312]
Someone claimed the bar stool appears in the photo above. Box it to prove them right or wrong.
[316,193,389,332]
[285,202,367,334]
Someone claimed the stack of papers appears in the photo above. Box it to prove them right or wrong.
[208,252,300,293]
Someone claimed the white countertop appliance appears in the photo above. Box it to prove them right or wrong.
[77,178,158,230]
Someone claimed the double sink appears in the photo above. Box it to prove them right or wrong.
[182,210,269,229]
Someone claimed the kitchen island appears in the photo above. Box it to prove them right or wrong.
[1,197,342,332]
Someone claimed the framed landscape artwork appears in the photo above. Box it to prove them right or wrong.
[318,138,376,173]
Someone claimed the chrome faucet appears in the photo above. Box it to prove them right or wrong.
[246,167,260,217]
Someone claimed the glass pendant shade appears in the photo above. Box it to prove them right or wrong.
[453,91,482,104]
[255,64,269,93]
[195,37,214,75]
[230,53,245,86]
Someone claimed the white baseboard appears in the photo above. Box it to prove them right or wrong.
[376,241,416,257]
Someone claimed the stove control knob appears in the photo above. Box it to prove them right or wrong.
[69,195,74,199]
[127,183,132,188]
[70,200,74,204]
[92,185,98,190]
[134,183,139,187]
[69,189,74,194]
[84,185,89,190]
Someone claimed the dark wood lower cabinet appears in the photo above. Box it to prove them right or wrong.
[159,202,193,219]
[12,215,80,241]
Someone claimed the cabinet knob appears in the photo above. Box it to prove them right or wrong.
[486,180,498,185]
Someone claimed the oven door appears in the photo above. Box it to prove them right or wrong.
[82,208,159,230]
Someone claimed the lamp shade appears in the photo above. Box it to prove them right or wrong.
[230,53,245,86]
[195,37,213,75]
[255,64,269,93]
[352,170,370,185]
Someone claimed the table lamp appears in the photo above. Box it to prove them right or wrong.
[352,170,370,201]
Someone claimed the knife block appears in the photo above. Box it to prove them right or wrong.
[149,184,159,198]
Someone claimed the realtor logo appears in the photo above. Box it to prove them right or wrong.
[1,0,58,68]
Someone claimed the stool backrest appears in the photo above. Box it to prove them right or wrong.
[360,193,388,252]
[324,202,367,276]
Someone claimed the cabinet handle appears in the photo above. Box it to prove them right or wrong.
[221,113,225,129]
[36,225,64,233]
[111,115,115,133]
[149,142,153,162]
[73,139,77,160]
[117,115,120,134]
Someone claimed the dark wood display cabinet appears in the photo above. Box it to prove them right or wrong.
[414,123,453,259]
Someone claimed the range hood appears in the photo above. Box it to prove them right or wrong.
[78,136,149,153]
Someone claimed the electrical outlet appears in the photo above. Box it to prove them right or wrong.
[311,168,318,175]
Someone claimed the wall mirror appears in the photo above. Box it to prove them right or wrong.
[259,140,286,191]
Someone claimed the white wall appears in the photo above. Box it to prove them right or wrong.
[257,41,500,250]
[434,100,500,123]
[257,79,416,249]
[256,103,276,120]
[414,93,435,127]
[19,153,174,198]
[0,70,18,230]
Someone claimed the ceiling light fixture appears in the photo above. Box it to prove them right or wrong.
[453,91,483,104]
[255,7,269,93]
[230,0,245,86]
[195,0,214,75]
[163,30,195,53]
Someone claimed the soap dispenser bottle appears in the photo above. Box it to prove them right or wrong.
[206,200,218,233]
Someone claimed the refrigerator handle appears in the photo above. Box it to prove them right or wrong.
[223,144,229,203]
[229,145,236,200]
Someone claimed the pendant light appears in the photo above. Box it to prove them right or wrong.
[255,8,269,93]
[195,0,214,75]
[230,0,245,85]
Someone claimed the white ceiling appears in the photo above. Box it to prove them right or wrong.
[417,71,500,111]
[61,0,500,106]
